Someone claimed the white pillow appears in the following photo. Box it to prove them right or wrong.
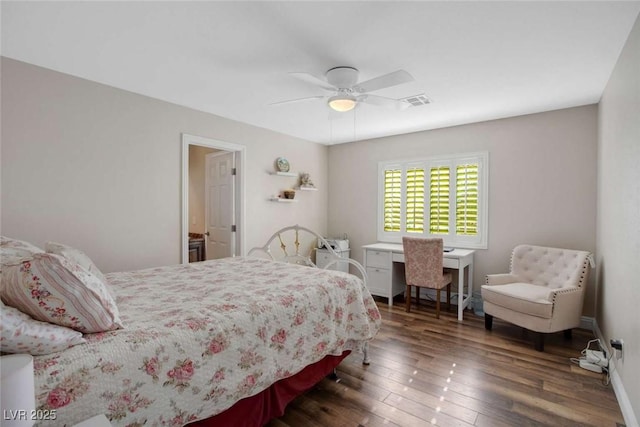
[2,253,123,333]
[44,241,113,296]
[1,301,86,355]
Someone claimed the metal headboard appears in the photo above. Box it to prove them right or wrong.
[247,224,367,285]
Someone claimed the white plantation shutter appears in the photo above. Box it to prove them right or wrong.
[456,164,479,235]
[406,167,425,233]
[383,169,401,232]
[429,166,450,235]
[378,152,488,249]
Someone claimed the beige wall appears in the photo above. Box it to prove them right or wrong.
[1,58,329,273]
[188,145,217,235]
[327,105,598,315]
[597,14,640,425]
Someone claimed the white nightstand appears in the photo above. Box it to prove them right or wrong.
[315,248,351,273]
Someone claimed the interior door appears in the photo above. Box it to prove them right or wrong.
[205,151,235,259]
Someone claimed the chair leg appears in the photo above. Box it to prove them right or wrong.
[533,332,545,352]
[435,288,441,319]
[446,284,451,311]
[405,285,411,312]
[484,313,493,330]
[563,329,572,340]
[415,286,420,307]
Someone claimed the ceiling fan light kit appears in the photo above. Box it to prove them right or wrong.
[328,94,357,112]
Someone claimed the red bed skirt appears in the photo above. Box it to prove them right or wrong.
[188,351,351,427]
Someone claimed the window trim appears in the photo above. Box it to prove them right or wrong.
[377,151,489,249]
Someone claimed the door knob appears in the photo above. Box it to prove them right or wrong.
[204,231,210,236]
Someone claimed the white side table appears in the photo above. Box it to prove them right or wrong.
[315,248,351,273]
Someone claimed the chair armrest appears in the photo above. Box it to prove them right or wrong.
[547,286,584,302]
[485,273,519,286]
[548,287,585,330]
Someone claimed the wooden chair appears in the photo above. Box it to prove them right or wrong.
[402,237,452,319]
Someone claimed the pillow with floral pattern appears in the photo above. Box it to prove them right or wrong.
[1,253,123,333]
[1,300,86,355]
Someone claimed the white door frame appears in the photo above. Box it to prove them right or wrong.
[181,133,246,264]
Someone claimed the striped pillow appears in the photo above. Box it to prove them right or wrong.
[44,241,114,298]
[1,253,123,333]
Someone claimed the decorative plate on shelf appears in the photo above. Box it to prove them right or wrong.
[276,157,290,172]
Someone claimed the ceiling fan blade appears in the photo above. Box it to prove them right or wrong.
[269,95,325,106]
[289,72,337,91]
[353,70,414,93]
[358,94,409,110]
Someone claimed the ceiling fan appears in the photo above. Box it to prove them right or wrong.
[272,66,415,112]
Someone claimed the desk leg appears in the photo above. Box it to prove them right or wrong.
[456,263,474,322]
[457,267,464,321]
[468,262,474,314]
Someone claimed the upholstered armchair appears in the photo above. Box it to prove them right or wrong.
[481,244,592,351]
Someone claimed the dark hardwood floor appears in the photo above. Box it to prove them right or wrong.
[268,298,625,427]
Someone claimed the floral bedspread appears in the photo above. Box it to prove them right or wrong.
[33,257,381,426]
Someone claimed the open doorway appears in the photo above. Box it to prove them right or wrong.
[187,145,218,261]
[181,134,246,264]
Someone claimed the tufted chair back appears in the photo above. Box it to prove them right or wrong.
[509,245,590,290]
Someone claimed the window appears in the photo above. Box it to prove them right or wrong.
[378,152,488,249]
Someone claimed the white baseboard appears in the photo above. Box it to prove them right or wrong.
[593,319,639,427]
[580,315,594,331]
[610,369,639,427]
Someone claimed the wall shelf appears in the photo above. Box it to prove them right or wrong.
[270,171,298,177]
[268,170,315,202]
[270,197,298,203]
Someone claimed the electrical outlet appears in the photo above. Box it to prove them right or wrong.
[610,339,624,360]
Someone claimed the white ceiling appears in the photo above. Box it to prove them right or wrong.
[2,1,639,145]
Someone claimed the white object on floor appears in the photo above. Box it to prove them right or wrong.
[73,414,111,427]
[0,354,35,427]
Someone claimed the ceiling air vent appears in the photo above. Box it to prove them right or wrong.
[401,94,432,107]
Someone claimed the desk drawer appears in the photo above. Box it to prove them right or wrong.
[443,257,460,269]
[366,266,390,296]
[394,251,459,269]
[365,250,391,268]
[392,253,405,263]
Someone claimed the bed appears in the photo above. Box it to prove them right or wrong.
[3,227,380,426]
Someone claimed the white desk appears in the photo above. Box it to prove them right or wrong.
[362,242,475,321]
